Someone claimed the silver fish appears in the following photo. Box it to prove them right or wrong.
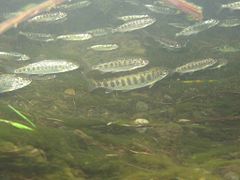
[154,37,187,51]
[91,58,149,73]
[0,51,30,61]
[176,19,219,36]
[221,2,240,10]
[14,60,79,75]
[87,27,113,37]
[19,31,55,42]
[56,33,92,41]
[0,74,31,93]
[113,18,156,33]
[145,4,178,15]
[28,12,67,23]
[175,58,218,74]
[168,22,191,29]
[117,15,150,21]
[90,67,169,92]
[56,0,91,10]
[88,44,119,51]
[214,45,240,53]
[219,18,240,27]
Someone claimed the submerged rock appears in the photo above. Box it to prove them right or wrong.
[64,88,76,96]
[224,172,239,180]
[134,118,149,125]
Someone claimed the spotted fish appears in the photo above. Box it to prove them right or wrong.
[91,58,149,73]
[145,4,178,15]
[14,60,79,75]
[0,74,32,93]
[176,19,219,36]
[218,18,240,27]
[0,51,30,61]
[56,0,91,10]
[28,12,67,23]
[56,33,92,41]
[87,27,113,37]
[117,15,150,21]
[221,1,240,10]
[175,58,218,74]
[89,67,169,92]
[113,17,156,32]
[88,44,119,51]
[19,31,55,42]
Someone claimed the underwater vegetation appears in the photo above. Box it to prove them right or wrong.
[0,0,240,179]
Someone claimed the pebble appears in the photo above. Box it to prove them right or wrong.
[64,88,76,96]
[134,118,149,125]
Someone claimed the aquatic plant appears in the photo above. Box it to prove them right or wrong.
[8,104,36,128]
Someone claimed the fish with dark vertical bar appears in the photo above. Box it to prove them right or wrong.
[176,19,219,36]
[19,31,55,42]
[56,0,91,10]
[56,33,92,41]
[28,11,67,23]
[175,58,218,74]
[91,58,149,73]
[0,51,30,61]
[117,15,150,21]
[113,17,156,32]
[89,67,169,92]
[88,44,119,51]
[14,60,79,75]
[221,1,240,10]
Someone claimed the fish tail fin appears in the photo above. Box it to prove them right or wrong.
[81,72,97,92]
[88,79,97,92]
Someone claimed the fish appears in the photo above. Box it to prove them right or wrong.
[91,58,149,73]
[168,22,190,29]
[113,18,156,33]
[19,31,55,42]
[117,15,150,21]
[14,60,79,75]
[88,44,119,51]
[56,33,92,41]
[144,4,178,15]
[28,11,67,23]
[175,58,218,74]
[214,45,240,53]
[154,37,187,51]
[218,18,240,27]
[0,74,32,93]
[176,19,219,36]
[55,0,91,10]
[221,1,240,10]
[87,27,113,37]
[0,51,30,61]
[89,66,169,92]
[180,79,218,84]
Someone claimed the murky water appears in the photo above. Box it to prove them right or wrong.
[0,0,240,179]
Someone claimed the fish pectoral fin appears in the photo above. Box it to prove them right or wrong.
[148,82,156,88]
[105,89,113,94]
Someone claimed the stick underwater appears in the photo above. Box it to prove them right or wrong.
[0,0,66,35]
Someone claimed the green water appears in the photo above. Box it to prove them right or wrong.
[0,0,240,179]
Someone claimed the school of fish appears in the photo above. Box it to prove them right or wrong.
[1,0,238,93]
